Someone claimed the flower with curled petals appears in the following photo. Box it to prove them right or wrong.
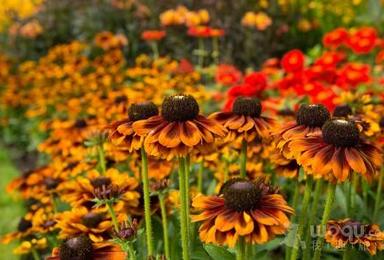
[289,119,381,182]
[191,178,293,247]
[209,97,274,144]
[132,94,226,160]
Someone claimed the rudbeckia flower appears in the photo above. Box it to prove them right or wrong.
[325,219,384,255]
[289,119,382,182]
[192,178,293,247]
[132,94,226,160]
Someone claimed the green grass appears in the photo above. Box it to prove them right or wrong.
[0,147,25,260]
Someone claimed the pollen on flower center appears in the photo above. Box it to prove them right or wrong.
[161,94,200,122]
[322,119,359,147]
[232,97,262,117]
[128,102,159,122]
[296,104,330,127]
[221,178,261,211]
[82,212,104,228]
[333,104,353,118]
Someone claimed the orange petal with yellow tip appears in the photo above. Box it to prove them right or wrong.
[234,212,254,235]
[158,122,181,148]
[250,209,280,226]
[345,148,366,174]
[179,121,201,147]
[214,210,238,232]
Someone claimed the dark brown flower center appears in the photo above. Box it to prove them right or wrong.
[90,177,111,188]
[333,104,352,118]
[82,213,104,228]
[322,119,359,147]
[18,218,32,232]
[59,235,93,260]
[296,104,330,127]
[114,95,128,104]
[161,94,199,122]
[128,102,159,122]
[221,178,261,211]
[74,119,88,128]
[44,177,61,190]
[232,97,262,117]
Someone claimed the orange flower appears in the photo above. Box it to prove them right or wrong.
[281,49,305,73]
[107,102,159,152]
[209,97,274,143]
[241,12,272,31]
[215,64,242,86]
[273,104,330,159]
[192,178,293,247]
[289,119,382,182]
[141,30,166,41]
[325,219,384,255]
[133,94,226,160]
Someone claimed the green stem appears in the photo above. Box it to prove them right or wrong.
[97,144,106,175]
[303,179,323,260]
[159,194,170,260]
[185,156,191,236]
[236,237,246,260]
[198,160,203,193]
[106,202,119,232]
[342,247,350,260]
[150,41,159,60]
[31,248,40,260]
[373,168,383,222]
[313,182,337,260]
[290,177,313,260]
[178,157,190,260]
[126,242,136,260]
[285,180,300,260]
[140,146,154,256]
[240,140,247,178]
[350,174,358,216]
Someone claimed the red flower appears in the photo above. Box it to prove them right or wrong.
[376,50,384,64]
[175,59,194,74]
[314,51,345,67]
[281,49,305,73]
[215,64,242,86]
[141,30,166,41]
[346,27,378,54]
[243,72,267,94]
[187,26,212,38]
[336,63,371,89]
[322,27,348,49]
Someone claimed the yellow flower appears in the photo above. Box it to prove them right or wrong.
[13,238,47,255]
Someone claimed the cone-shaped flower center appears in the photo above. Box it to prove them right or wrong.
[18,218,32,232]
[296,104,330,127]
[333,104,352,118]
[128,102,159,122]
[59,235,93,260]
[222,178,261,211]
[161,94,199,122]
[232,97,262,117]
[322,119,359,147]
[82,212,104,228]
[90,177,111,188]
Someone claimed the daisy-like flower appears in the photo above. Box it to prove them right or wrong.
[132,94,226,160]
[209,97,274,143]
[192,178,293,247]
[325,219,384,255]
[107,102,159,152]
[274,104,330,159]
[289,119,382,182]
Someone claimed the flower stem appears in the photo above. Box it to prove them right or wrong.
[106,202,119,232]
[236,236,246,260]
[285,179,301,260]
[150,41,159,60]
[240,140,247,178]
[31,248,40,260]
[342,247,350,260]
[178,157,190,260]
[373,168,383,222]
[290,177,313,260]
[185,156,191,235]
[303,179,323,260]
[198,160,203,193]
[126,242,136,260]
[313,182,336,260]
[140,146,154,256]
[159,193,170,260]
[350,174,358,215]
[97,144,106,175]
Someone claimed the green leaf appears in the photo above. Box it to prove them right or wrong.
[203,244,234,260]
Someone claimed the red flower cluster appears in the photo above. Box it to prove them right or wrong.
[224,72,267,110]
[187,26,225,38]
[323,27,379,54]
[215,64,242,86]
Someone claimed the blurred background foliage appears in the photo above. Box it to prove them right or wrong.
[0,0,383,68]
